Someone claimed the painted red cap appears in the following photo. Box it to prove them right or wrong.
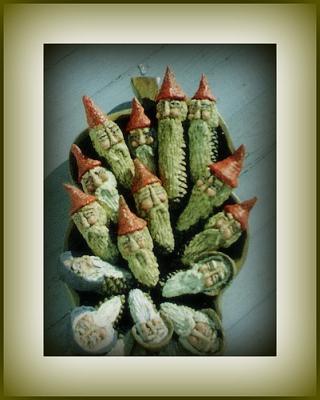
[131,158,161,193]
[64,183,96,215]
[209,145,245,188]
[117,195,147,235]
[82,95,107,128]
[156,66,186,101]
[126,97,151,132]
[224,197,257,230]
[71,144,102,182]
[192,74,216,101]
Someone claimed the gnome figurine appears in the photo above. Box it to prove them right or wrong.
[71,144,119,223]
[156,66,188,202]
[160,303,224,356]
[188,74,220,182]
[117,196,160,287]
[126,97,156,173]
[182,197,257,266]
[63,184,119,263]
[131,159,175,253]
[176,145,246,232]
[82,95,134,189]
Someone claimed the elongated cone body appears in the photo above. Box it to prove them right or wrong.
[131,159,175,252]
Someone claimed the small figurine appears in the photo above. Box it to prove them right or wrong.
[131,159,174,252]
[160,302,223,356]
[59,252,133,295]
[126,97,156,173]
[156,66,188,202]
[71,144,119,223]
[70,295,124,355]
[128,289,173,351]
[162,252,236,298]
[188,74,219,182]
[117,196,160,287]
[176,145,245,232]
[63,184,119,263]
[82,95,134,189]
[182,197,257,266]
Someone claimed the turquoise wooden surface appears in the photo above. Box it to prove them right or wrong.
[44,44,276,355]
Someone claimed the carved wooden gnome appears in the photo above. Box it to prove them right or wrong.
[131,158,174,253]
[155,66,188,202]
[177,145,246,232]
[117,195,160,287]
[182,197,257,266]
[63,183,119,263]
[188,74,220,182]
[126,97,156,173]
[71,144,119,223]
[82,95,134,189]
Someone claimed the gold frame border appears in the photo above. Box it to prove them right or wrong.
[3,4,316,397]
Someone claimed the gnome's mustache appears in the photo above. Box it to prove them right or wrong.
[148,204,168,223]
[130,248,152,264]
[108,143,130,162]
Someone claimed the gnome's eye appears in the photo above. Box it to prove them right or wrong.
[146,136,154,145]
[137,236,145,247]
[141,198,153,211]
[158,192,167,202]
[98,170,108,181]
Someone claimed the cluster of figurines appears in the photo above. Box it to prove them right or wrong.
[60,67,257,356]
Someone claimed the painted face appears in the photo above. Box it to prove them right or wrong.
[129,127,154,149]
[135,183,168,216]
[156,100,188,120]
[188,99,217,126]
[194,172,224,198]
[74,313,108,351]
[94,120,124,150]
[136,318,168,344]
[209,212,242,240]
[81,167,110,194]
[118,228,159,287]
[118,228,153,257]
[198,259,229,288]
[73,202,107,230]
[64,255,104,280]
[187,321,217,353]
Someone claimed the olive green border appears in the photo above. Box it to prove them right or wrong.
[2,2,317,399]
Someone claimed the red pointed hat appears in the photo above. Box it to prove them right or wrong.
[224,197,257,230]
[82,95,107,128]
[64,183,96,215]
[156,66,187,102]
[209,145,245,188]
[126,97,151,132]
[131,158,161,193]
[71,144,102,182]
[192,74,216,101]
[117,195,147,236]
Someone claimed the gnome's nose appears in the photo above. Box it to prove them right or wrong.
[138,132,146,145]
[150,186,160,206]
[128,235,140,252]
[109,132,119,146]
